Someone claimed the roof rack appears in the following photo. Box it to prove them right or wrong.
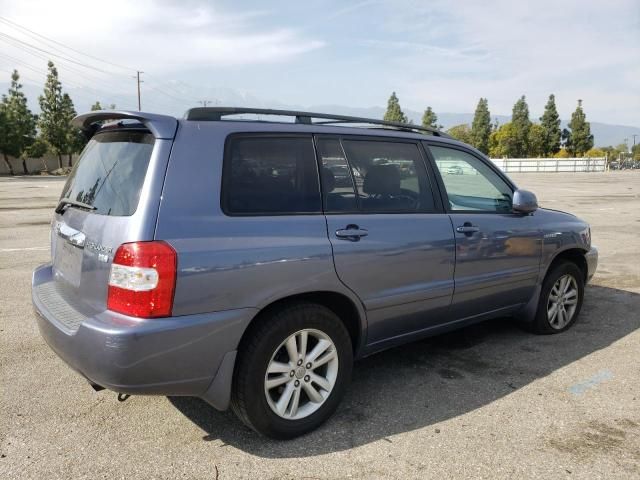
[184,107,451,138]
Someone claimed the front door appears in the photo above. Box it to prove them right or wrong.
[316,136,456,348]
[426,144,542,320]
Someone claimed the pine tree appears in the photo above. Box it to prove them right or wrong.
[0,70,38,175]
[539,94,561,157]
[384,92,407,123]
[471,98,491,154]
[421,106,440,129]
[60,93,84,166]
[511,95,531,157]
[561,128,573,154]
[38,61,76,169]
[568,99,593,156]
[90,101,103,111]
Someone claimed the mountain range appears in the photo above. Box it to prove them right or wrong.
[3,81,638,148]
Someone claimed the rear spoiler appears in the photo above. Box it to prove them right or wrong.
[72,110,178,139]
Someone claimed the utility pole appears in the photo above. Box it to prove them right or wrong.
[632,134,638,147]
[135,71,144,111]
[198,100,212,107]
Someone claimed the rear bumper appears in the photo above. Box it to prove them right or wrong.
[32,264,256,409]
[585,246,598,282]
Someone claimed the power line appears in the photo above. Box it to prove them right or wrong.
[0,37,137,102]
[0,16,135,73]
[0,31,128,77]
[0,17,197,112]
[0,54,134,108]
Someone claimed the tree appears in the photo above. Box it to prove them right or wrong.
[585,147,606,158]
[421,106,440,129]
[0,70,38,175]
[567,99,593,156]
[38,61,77,169]
[0,107,11,175]
[384,92,408,123]
[91,101,102,111]
[470,98,491,154]
[488,122,519,157]
[527,124,546,157]
[60,93,84,166]
[561,128,572,154]
[446,124,472,144]
[539,94,561,157]
[510,95,531,157]
[554,148,571,158]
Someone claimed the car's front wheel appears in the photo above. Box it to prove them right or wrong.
[231,302,353,439]
[530,261,585,334]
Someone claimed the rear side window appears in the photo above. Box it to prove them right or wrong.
[222,136,321,215]
[59,130,154,216]
[337,140,436,213]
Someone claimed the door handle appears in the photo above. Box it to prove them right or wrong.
[456,223,480,235]
[335,224,368,241]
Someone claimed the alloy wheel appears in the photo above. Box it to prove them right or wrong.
[264,329,339,420]
[547,274,579,329]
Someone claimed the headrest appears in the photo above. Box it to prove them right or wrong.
[321,167,336,193]
[363,164,401,195]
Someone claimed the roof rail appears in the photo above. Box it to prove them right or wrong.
[184,107,451,138]
[72,110,178,139]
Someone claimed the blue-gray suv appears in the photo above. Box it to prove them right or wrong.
[32,108,598,438]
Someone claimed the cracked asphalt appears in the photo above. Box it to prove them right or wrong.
[1,172,639,479]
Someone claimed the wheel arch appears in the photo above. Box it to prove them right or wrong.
[544,247,589,283]
[240,290,367,358]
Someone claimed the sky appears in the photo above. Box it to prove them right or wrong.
[0,0,638,125]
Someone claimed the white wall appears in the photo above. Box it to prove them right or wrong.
[0,154,79,175]
[489,157,607,173]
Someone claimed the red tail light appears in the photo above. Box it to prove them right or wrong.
[107,241,177,318]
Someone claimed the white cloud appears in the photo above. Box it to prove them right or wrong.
[375,0,640,124]
[0,0,324,73]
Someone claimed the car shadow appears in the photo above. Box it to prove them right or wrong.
[168,284,639,457]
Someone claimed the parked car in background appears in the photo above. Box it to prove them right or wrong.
[32,107,597,439]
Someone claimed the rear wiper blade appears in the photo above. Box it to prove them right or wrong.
[55,198,97,214]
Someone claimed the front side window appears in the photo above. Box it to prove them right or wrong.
[222,136,321,215]
[429,146,513,213]
[325,139,435,213]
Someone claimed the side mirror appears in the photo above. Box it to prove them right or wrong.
[512,189,538,214]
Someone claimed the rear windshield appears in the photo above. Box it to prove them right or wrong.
[60,130,155,216]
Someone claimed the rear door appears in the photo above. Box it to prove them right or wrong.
[51,128,172,316]
[317,136,456,348]
[425,143,542,320]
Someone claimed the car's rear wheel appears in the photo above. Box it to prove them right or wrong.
[529,261,585,334]
[231,302,353,439]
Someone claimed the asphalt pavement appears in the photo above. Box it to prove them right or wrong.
[1,172,638,479]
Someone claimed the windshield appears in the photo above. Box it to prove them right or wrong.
[59,130,155,216]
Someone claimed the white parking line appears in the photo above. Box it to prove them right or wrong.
[0,246,49,252]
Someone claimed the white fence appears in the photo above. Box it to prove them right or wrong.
[490,157,607,173]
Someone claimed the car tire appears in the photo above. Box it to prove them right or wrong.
[230,302,353,439]
[529,261,585,334]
